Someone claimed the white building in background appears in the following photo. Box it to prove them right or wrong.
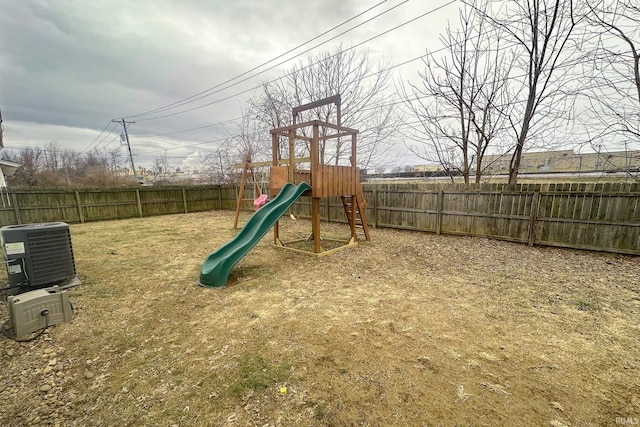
[0,158,20,206]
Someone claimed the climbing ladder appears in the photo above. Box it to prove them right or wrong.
[341,188,370,241]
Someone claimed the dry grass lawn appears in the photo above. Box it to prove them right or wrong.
[1,210,639,426]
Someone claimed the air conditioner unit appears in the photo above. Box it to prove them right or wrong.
[7,287,73,338]
[1,222,77,289]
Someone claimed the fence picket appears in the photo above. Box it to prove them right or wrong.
[1,183,638,255]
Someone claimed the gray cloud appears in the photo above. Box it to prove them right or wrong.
[0,0,457,167]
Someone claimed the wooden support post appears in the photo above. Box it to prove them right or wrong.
[325,197,330,223]
[311,123,321,253]
[312,197,321,253]
[272,133,280,244]
[351,133,357,166]
[436,190,444,235]
[217,186,222,210]
[234,157,250,229]
[288,130,295,183]
[74,190,85,223]
[311,124,319,197]
[350,194,357,239]
[135,189,143,218]
[11,192,21,224]
[528,192,540,246]
[373,188,378,228]
[272,133,279,167]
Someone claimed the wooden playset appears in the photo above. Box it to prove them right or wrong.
[267,95,370,256]
[232,95,370,256]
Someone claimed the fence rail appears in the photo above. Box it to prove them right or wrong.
[0,186,237,226]
[291,183,640,255]
[0,183,638,255]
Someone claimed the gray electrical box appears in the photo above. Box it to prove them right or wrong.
[7,287,73,338]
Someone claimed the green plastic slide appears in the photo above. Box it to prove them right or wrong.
[199,182,311,288]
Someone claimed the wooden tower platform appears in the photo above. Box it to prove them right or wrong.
[268,95,371,256]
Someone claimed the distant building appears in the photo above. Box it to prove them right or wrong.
[482,149,640,174]
[413,164,441,173]
[413,149,640,175]
[0,158,20,186]
[0,158,21,206]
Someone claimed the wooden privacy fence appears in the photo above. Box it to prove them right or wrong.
[290,183,640,255]
[0,183,638,255]
[0,186,237,226]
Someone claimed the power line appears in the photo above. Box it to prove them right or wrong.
[108,29,578,162]
[134,115,244,138]
[131,52,447,156]
[125,0,396,119]
[88,2,469,161]
[131,0,409,120]
[91,129,124,153]
[81,121,118,153]
[130,1,456,122]
[134,52,427,141]
[132,8,466,143]
[134,132,258,155]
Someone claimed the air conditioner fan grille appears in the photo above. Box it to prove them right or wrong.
[26,229,76,286]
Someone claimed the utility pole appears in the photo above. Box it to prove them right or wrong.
[113,118,137,181]
[0,105,4,150]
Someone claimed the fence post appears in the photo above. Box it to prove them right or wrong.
[182,188,188,213]
[135,190,143,218]
[528,192,540,246]
[325,197,331,223]
[436,190,444,235]
[74,190,85,223]
[11,192,22,224]
[373,188,378,228]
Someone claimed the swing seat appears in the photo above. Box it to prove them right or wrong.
[253,194,268,211]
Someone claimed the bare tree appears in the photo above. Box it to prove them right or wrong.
[247,46,400,170]
[152,152,171,185]
[583,0,639,155]
[470,0,584,183]
[202,148,235,184]
[400,1,513,184]
[61,149,81,170]
[194,111,268,186]
[91,147,123,174]
[7,147,44,186]
[106,148,123,174]
[230,109,272,164]
[245,83,295,164]
[5,144,133,187]
[247,82,293,132]
[43,141,61,171]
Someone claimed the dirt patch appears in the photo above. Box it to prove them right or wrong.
[1,210,639,426]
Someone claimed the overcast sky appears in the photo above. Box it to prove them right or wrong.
[0,0,459,171]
